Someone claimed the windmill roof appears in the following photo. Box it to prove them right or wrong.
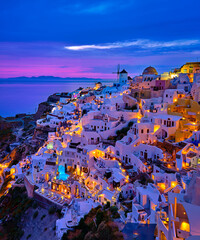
[120,69,127,74]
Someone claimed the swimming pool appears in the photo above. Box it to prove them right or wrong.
[57,165,69,181]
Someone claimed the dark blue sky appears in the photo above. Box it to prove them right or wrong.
[1,0,200,78]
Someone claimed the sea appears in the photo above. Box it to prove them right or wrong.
[0,78,114,117]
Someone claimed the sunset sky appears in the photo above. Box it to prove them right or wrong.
[1,0,200,79]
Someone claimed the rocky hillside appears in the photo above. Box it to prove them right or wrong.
[34,102,54,120]
[47,93,60,103]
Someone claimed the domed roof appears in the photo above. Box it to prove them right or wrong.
[142,66,158,75]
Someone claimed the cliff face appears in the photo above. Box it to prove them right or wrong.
[184,171,200,206]
[32,127,51,141]
[0,118,22,131]
[34,102,53,120]
[0,94,55,165]
[3,141,42,166]
[2,146,24,165]
[47,93,60,103]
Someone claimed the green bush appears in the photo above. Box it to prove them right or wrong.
[27,234,31,239]
[107,135,117,141]
[82,109,87,116]
[110,206,118,214]
[32,201,38,209]
[112,212,120,219]
[59,206,122,240]
[104,201,110,209]
[48,206,56,214]
[128,121,134,127]
[116,124,132,140]
[61,233,68,240]
[0,187,30,240]
[78,218,86,229]
[96,210,104,226]
[147,178,154,184]
[0,128,12,138]
[56,209,62,218]
[41,214,46,220]
[33,210,38,219]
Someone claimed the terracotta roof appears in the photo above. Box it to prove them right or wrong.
[142,66,158,75]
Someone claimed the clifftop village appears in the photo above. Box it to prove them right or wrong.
[2,62,200,240]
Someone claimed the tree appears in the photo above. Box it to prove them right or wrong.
[96,210,104,226]
[82,109,87,116]
[61,233,68,240]
[48,206,56,214]
[118,192,123,202]
[33,210,38,219]
[96,221,111,240]
[110,206,118,215]
[104,201,110,209]
[128,121,134,127]
[84,232,97,240]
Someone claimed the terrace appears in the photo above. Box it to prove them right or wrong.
[35,187,71,207]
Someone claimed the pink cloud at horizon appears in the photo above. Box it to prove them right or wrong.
[0,67,114,79]
[0,64,116,79]
[0,48,195,79]
[0,56,131,79]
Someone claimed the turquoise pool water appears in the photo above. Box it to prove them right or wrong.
[58,165,69,181]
